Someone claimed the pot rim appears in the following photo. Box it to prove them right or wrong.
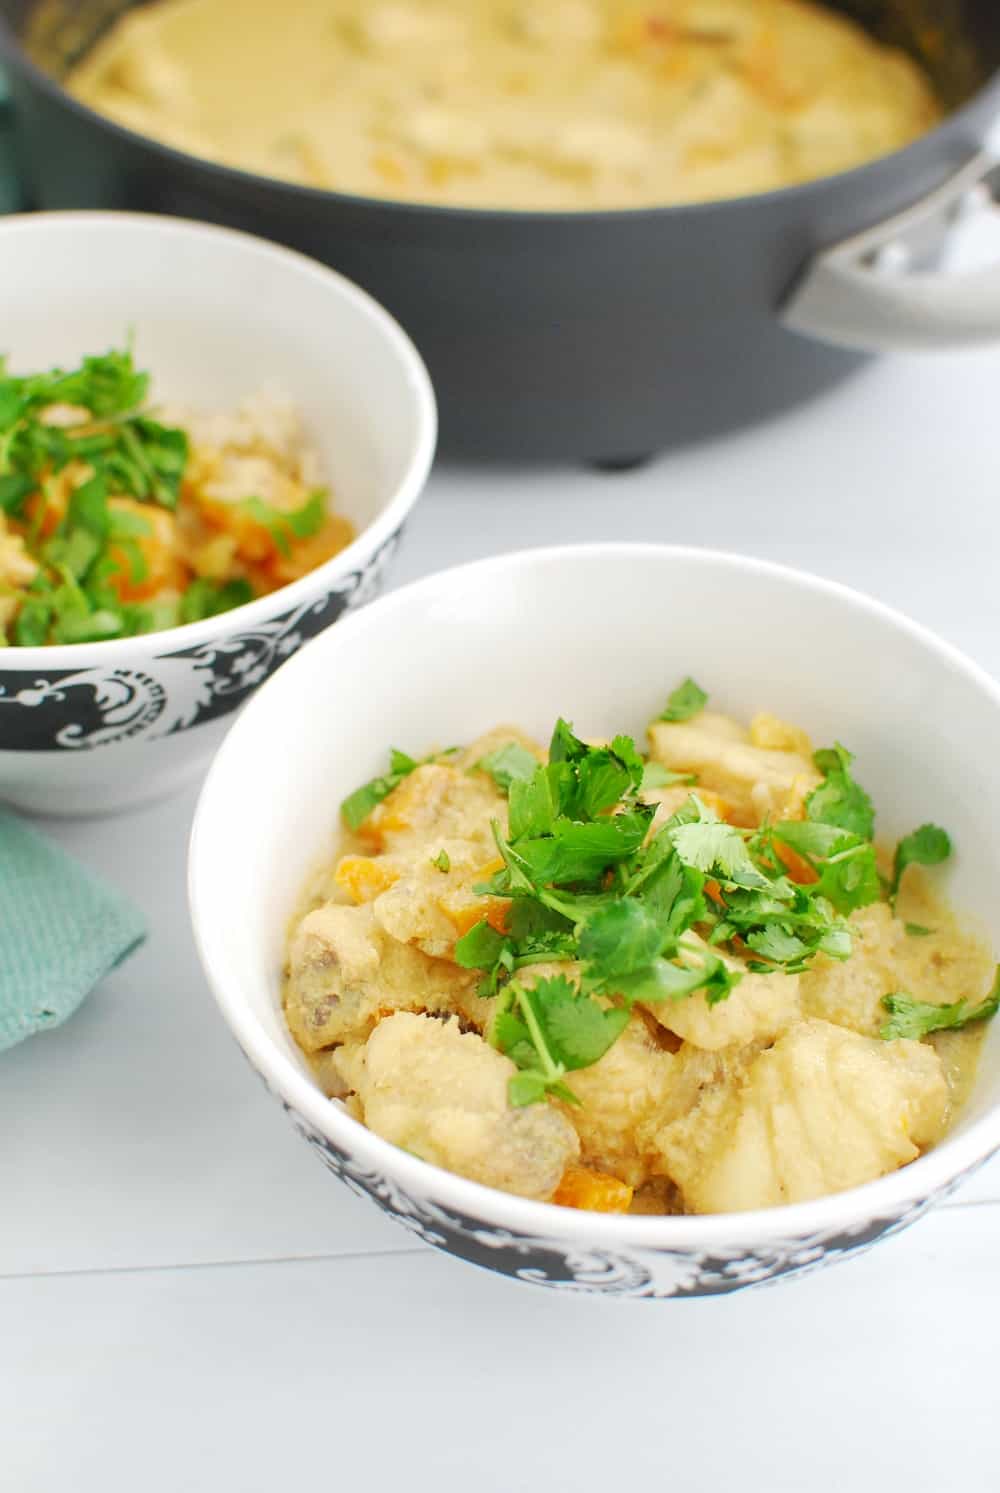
[2,13,998,226]
[0,208,437,671]
[189,540,1000,1252]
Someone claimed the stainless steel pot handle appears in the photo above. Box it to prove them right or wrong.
[781,152,1000,351]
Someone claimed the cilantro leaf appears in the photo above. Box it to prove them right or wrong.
[52,607,123,644]
[615,946,741,1007]
[641,761,695,791]
[657,677,707,723]
[238,489,327,556]
[476,742,539,792]
[453,920,508,971]
[548,717,590,765]
[506,900,573,943]
[508,762,563,841]
[746,925,810,965]
[881,968,1000,1040]
[574,748,637,819]
[514,810,650,885]
[891,824,952,900]
[535,977,630,1070]
[341,746,424,831]
[806,742,875,841]
[670,814,771,890]
[0,472,34,514]
[13,597,53,646]
[179,577,254,625]
[770,821,880,914]
[578,898,665,978]
[507,1071,551,1108]
[491,976,628,1108]
[66,473,110,540]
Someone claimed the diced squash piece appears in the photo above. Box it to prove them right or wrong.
[106,497,185,602]
[553,1165,634,1213]
[438,897,511,938]
[334,855,403,905]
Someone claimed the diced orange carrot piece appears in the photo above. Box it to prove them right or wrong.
[105,498,186,602]
[704,879,725,908]
[263,515,355,587]
[773,840,819,885]
[697,789,733,821]
[553,1166,634,1214]
[367,771,430,839]
[334,856,401,904]
[197,497,276,563]
[440,899,512,938]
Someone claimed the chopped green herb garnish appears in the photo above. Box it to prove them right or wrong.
[641,760,696,791]
[905,923,934,938]
[340,747,458,833]
[179,577,255,625]
[891,824,952,902]
[377,696,964,1105]
[491,975,629,1108]
[806,742,875,841]
[476,741,539,791]
[238,489,326,557]
[657,677,708,723]
[0,345,205,644]
[341,747,421,832]
[431,849,451,873]
[881,968,1000,1040]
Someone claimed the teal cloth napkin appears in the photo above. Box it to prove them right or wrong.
[0,808,146,1052]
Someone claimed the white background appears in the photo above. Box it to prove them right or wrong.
[5,336,1000,1489]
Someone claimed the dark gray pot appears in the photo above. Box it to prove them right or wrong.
[2,0,999,461]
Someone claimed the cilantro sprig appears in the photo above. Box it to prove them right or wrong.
[490,975,629,1107]
[455,717,891,1104]
[237,490,326,556]
[0,345,266,644]
[881,968,1000,1040]
[340,745,458,832]
[346,695,982,1106]
[806,743,875,840]
[657,677,707,723]
[891,824,952,902]
[476,742,539,791]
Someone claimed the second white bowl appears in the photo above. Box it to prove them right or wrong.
[189,544,1000,1297]
[0,211,435,815]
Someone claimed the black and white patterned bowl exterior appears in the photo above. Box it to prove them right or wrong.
[0,213,436,814]
[262,1078,988,1299]
[189,546,1000,1300]
[0,531,399,752]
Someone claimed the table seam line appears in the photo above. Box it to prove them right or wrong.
[2,1195,998,1282]
[0,1243,431,1284]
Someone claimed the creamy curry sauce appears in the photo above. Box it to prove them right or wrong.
[67,0,941,209]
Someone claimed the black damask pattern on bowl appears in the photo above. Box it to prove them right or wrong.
[275,1093,959,1300]
[0,530,400,751]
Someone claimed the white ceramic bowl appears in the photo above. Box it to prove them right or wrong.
[0,212,435,815]
[189,544,1000,1298]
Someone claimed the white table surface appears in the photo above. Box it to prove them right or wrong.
[6,341,1000,1492]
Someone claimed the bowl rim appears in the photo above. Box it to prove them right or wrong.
[0,209,437,666]
[2,17,999,224]
[189,541,1000,1248]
